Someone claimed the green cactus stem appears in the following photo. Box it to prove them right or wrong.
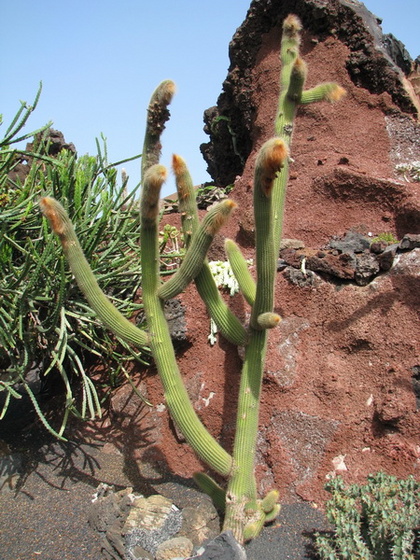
[224,239,256,306]
[141,80,176,177]
[223,138,287,541]
[263,503,281,523]
[273,14,345,253]
[223,15,344,542]
[139,86,232,476]
[157,199,237,301]
[140,164,233,477]
[301,82,346,104]
[172,154,247,346]
[39,197,150,350]
[261,489,280,514]
[193,471,227,512]
[250,138,288,330]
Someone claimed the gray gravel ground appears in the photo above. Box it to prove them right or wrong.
[0,406,328,560]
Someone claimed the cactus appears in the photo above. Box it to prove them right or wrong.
[40,15,345,544]
[314,473,420,559]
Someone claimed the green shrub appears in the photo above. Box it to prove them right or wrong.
[0,86,149,437]
[315,472,420,559]
[370,232,399,245]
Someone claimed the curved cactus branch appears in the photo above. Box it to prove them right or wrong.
[39,197,150,350]
[224,239,256,307]
[141,80,176,178]
[157,199,237,301]
[140,165,233,477]
[193,471,227,512]
[172,155,248,346]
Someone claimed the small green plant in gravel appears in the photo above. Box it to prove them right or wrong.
[315,472,420,560]
[41,16,345,542]
[370,232,399,245]
[0,86,149,437]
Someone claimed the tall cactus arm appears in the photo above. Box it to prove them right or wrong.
[171,154,199,243]
[276,14,303,141]
[223,139,287,541]
[141,80,176,178]
[39,197,150,350]
[272,14,345,257]
[250,138,288,329]
[172,154,247,346]
[140,164,233,477]
[157,199,237,301]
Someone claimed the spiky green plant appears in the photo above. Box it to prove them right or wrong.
[0,87,149,437]
[315,473,420,559]
[40,15,345,541]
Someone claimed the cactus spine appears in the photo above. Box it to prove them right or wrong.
[40,14,345,545]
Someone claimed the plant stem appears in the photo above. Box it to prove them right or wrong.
[140,165,233,477]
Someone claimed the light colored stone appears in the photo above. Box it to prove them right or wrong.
[123,494,174,532]
[155,536,194,560]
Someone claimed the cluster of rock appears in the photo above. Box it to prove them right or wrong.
[88,483,245,560]
[279,231,420,287]
[7,128,75,186]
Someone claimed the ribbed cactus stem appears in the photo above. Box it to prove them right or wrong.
[39,197,150,350]
[261,489,280,513]
[172,155,247,345]
[272,14,345,255]
[287,57,307,102]
[195,270,248,346]
[157,199,237,301]
[171,154,197,241]
[251,138,288,330]
[271,16,303,252]
[225,239,256,306]
[141,80,176,178]
[223,139,287,541]
[193,472,227,512]
[140,165,233,477]
[301,83,346,104]
[277,14,302,140]
[224,329,267,541]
